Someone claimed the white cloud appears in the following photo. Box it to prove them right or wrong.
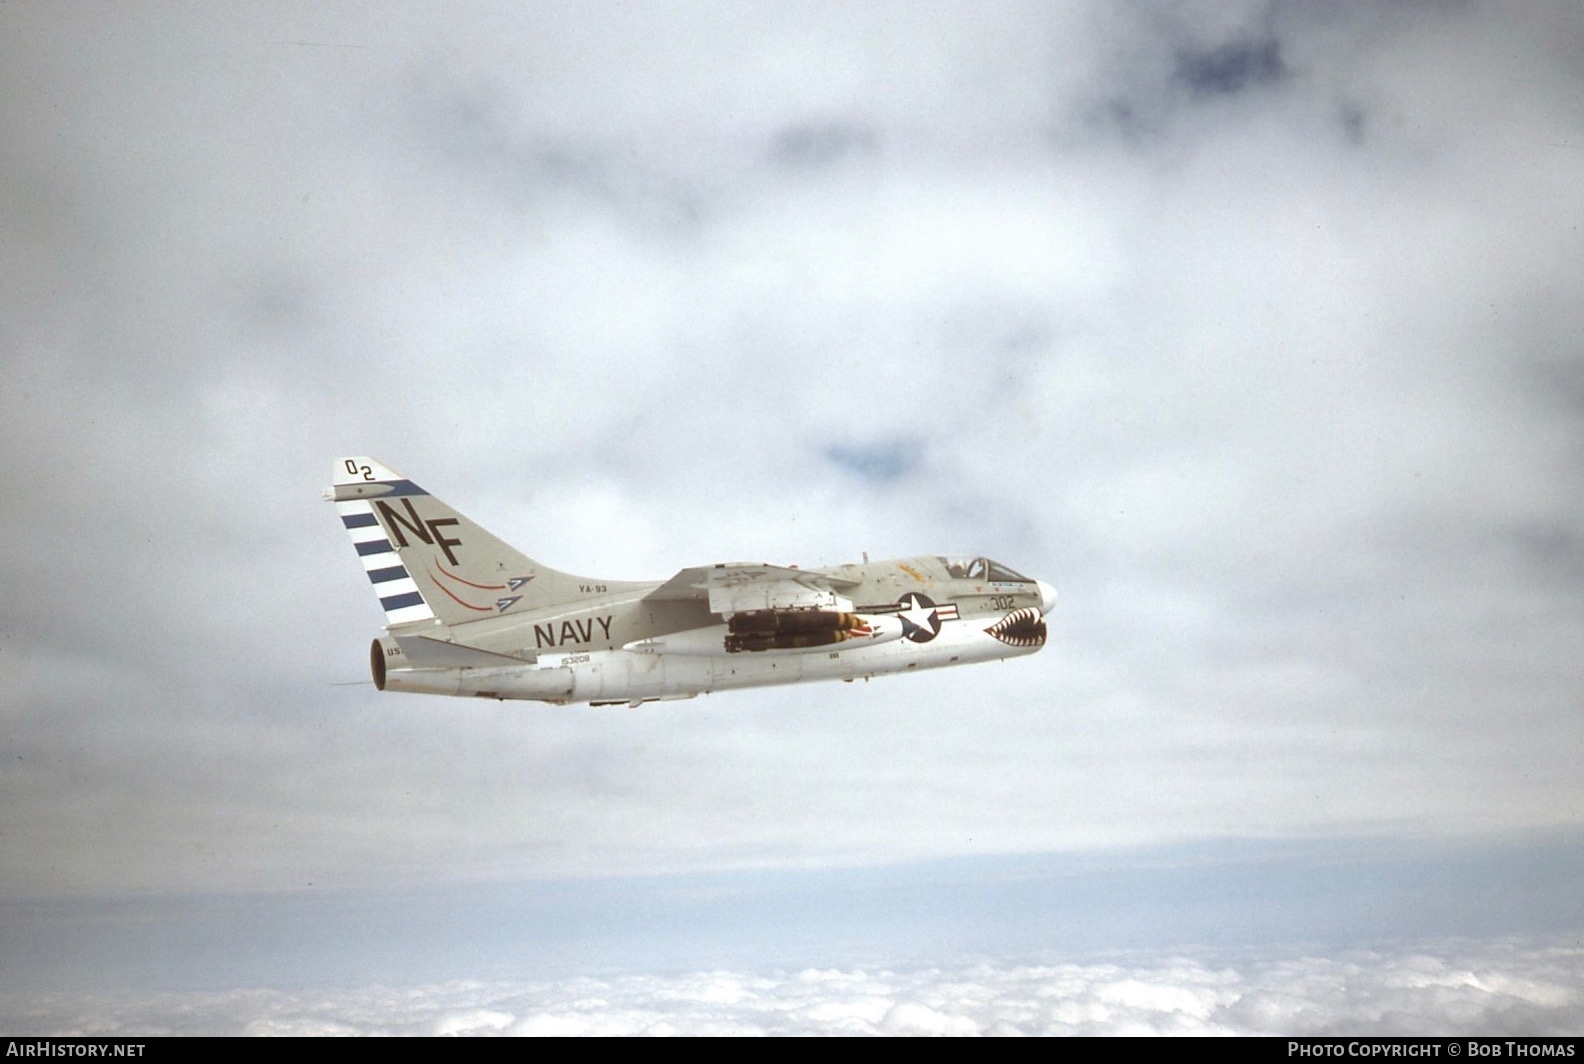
[5,936,1580,1036]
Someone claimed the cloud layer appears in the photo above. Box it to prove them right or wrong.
[5,935,1580,1036]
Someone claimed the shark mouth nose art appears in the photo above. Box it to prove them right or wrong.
[985,607,1047,648]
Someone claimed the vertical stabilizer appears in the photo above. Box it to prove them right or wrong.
[325,457,611,627]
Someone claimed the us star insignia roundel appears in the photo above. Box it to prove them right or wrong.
[897,593,943,642]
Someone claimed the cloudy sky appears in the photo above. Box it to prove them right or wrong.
[2,0,1582,1035]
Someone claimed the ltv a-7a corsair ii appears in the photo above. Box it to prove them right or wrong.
[326,458,1056,706]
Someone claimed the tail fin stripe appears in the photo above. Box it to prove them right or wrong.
[375,480,427,498]
[374,576,421,597]
[384,604,435,625]
[380,591,426,611]
[334,491,437,627]
[345,523,389,545]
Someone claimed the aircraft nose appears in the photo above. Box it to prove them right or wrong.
[1035,579,1058,615]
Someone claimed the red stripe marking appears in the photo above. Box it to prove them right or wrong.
[434,558,507,591]
[427,571,493,611]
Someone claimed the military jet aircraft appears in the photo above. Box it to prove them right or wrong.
[325,457,1057,706]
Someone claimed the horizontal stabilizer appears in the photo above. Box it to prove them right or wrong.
[393,635,531,668]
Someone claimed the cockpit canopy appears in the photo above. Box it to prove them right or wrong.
[938,556,1033,583]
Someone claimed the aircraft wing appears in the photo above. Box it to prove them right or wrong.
[646,563,860,615]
